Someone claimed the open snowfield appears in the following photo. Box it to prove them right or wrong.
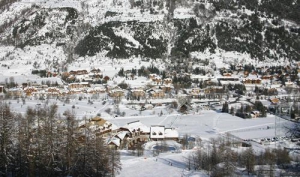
[118,150,209,177]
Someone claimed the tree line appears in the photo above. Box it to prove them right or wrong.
[0,102,121,177]
[185,135,292,177]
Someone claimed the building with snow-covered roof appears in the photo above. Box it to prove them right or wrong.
[163,78,172,85]
[150,125,179,141]
[23,86,37,96]
[148,88,165,99]
[119,120,150,147]
[107,137,121,149]
[68,82,90,90]
[78,117,118,137]
[121,120,150,134]
[243,78,262,85]
[108,131,131,149]
[109,89,125,99]
[164,128,179,141]
[130,89,146,99]
[150,125,165,140]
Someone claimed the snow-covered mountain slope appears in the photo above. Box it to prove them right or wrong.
[0,0,299,75]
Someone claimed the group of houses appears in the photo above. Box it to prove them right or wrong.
[1,62,300,109]
[77,117,179,149]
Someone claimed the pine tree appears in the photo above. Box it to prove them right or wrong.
[222,102,229,113]
[0,102,15,175]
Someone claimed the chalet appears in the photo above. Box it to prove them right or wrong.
[148,89,165,99]
[109,89,125,99]
[130,89,146,99]
[115,131,130,141]
[107,137,121,149]
[68,82,90,90]
[87,86,106,94]
[163,78,172,85]
[108,131,131,149]
[47,87,61,96]
[75,117,118,146]
[69,70,88,75]
[153,77,162,85]
[243,78,262,85]
[81,117,118,137]
[188,88,203,98]
[32,91,47,99]
[23,87,37,96]
[119,120,150,147]
[148,74,162,84]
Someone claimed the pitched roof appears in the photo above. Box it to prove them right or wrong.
[122,120,150,133]
[107,137,121,147]
[164,128,179,138]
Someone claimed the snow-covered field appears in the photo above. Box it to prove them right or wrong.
[118,150,209,177]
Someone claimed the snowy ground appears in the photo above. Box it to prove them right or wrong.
[118,150,209,177]
[1,1,298,176]
[9,97,294,177]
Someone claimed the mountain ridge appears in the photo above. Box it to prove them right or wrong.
[0,0,299,70]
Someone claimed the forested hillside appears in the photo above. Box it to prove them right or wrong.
[0,0,299,65]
